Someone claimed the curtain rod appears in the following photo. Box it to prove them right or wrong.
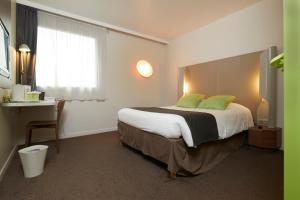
[16,0,169,45]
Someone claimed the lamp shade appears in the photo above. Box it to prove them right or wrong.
[19,44,30,52]
[136,60,153,78]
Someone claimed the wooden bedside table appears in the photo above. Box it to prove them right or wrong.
[248,126,282,149]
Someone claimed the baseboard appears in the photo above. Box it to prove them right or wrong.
[17,127,118,145]
[0,145,18,183]
[60,127,118,139]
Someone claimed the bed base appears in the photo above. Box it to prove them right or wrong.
[118,121,245,176]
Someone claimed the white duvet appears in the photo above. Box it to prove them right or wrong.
[118,103,254,147]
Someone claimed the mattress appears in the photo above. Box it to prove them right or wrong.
[118,103,254,147]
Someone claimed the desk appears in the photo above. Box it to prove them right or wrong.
[1,100,57,145]
[2,100,56,107]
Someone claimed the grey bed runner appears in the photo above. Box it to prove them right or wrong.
[131,107,219,146]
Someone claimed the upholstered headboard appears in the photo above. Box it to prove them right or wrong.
[180,52,262,121]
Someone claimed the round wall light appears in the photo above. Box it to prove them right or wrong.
[136,60,153,78]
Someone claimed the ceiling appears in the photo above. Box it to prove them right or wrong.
[28,0,262,40]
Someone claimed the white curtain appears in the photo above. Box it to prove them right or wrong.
[36,11,106,100]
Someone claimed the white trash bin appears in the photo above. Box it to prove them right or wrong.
[18,145,48,178]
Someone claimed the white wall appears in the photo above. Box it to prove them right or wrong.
[15,0,283,143]
[0,89,15,177]
[16,31,167,143]
[164,0,283,128]
[0,0,17,180]
[168,0,283,67]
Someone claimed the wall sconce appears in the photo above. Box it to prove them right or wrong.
[136,60,153,78]
[19,44,31,53]
[19,43,30,83]
[183,82,189,95]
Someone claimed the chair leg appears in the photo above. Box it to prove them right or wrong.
[25,126,32,147]
[55,127,60,153]
[28,129,32,146]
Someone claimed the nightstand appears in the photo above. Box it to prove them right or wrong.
[248,126,282,149]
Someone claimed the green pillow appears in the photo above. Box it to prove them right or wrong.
[176,94,205,108]
[198,95,236,110]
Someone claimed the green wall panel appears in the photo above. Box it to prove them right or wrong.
[284,0,300,199]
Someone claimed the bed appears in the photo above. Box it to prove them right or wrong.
[118,52,262,176]
[118,103,254,176]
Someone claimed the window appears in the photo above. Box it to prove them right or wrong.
[0,19,10,79]
[36,11,106,100]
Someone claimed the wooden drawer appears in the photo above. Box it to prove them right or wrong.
[248,127,282,149]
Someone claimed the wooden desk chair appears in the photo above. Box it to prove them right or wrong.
[25,99,65,153]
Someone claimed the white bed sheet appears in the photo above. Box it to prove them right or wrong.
[118,103,254,147]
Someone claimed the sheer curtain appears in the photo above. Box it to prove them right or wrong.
[36,11,106,100]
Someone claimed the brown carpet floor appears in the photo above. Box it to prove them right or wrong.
[0,132,283,200]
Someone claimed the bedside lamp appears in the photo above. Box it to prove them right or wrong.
[18,44,30,83]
